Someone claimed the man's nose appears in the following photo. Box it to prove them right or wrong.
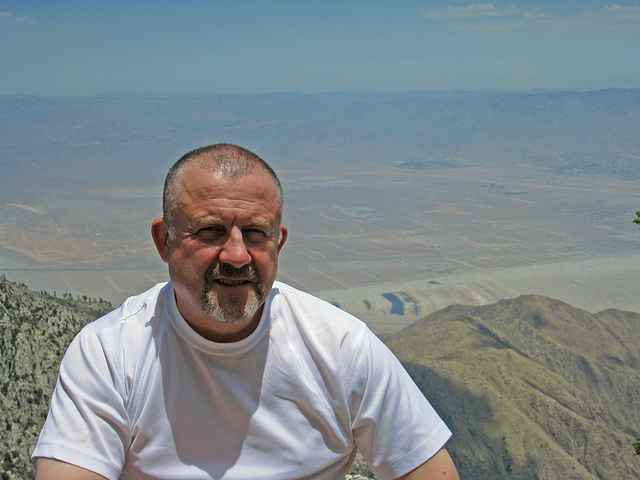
[218,228,251,268]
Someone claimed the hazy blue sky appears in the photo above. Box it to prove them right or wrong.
[2,1,639,95]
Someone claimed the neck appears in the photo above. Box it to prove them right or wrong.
[187,313,262,343]
[175,293,265,343]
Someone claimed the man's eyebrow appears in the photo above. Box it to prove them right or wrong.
[193,217,273,228]
[193,217,224,227]
[248,218,272,228]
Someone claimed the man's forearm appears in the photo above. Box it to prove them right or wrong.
[35,458,108,480]
[396,448,460,480]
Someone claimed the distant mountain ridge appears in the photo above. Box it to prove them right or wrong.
[386,294,640,479]
[2,88,639,190]
[2,276,640,479]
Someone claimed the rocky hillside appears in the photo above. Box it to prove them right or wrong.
[0,276,113,480]
[386,294,640,479]
[3,275,640,479]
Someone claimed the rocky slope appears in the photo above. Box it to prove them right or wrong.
[386,294,640,479]
[0,276,112,479]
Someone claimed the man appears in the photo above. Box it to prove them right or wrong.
[33,144,459,479]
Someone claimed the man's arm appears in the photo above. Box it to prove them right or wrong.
[396,448,460,480]
[35,458,108,480]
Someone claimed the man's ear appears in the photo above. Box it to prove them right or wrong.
[278,224,288,253]
[151,217,171,263]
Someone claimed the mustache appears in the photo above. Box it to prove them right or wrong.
[205,263,260,284]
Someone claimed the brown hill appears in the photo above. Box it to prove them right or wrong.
[386,294,640,479]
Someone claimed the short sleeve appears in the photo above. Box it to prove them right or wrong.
[31,326,130,480]
[349,330,452,480]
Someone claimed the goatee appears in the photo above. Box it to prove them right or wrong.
[201,263,264,324]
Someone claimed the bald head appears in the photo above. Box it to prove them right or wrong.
[163,144,283,235]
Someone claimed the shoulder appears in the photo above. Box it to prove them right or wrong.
[270,282,370,341]
[54,282,175,404]
[268,281,383,364]
[66,282,172,367]
[271,281,365,327]
[81,282,170,338]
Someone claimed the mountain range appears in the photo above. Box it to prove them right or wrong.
[3,89,639,186]
[1,276,639,479]
[387,294,640,479]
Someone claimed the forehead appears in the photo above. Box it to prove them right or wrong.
[175,166,280,220]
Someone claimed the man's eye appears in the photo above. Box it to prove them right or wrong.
[245,228,267,241]
[197,227,224,237]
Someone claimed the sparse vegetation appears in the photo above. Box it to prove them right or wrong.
[0,276,112,479]
[387,295,640,479]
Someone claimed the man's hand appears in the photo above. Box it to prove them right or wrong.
[35,458,108,480]
[396,448,460,480]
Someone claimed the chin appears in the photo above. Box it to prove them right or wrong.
[202,291,262,325]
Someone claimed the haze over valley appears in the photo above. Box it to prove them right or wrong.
[1,89,639,334]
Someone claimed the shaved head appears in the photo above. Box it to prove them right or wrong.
[163,143,283,236]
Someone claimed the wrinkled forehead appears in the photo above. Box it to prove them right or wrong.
[173,164,283,219]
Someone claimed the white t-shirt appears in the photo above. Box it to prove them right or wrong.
[33,281,451,480]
